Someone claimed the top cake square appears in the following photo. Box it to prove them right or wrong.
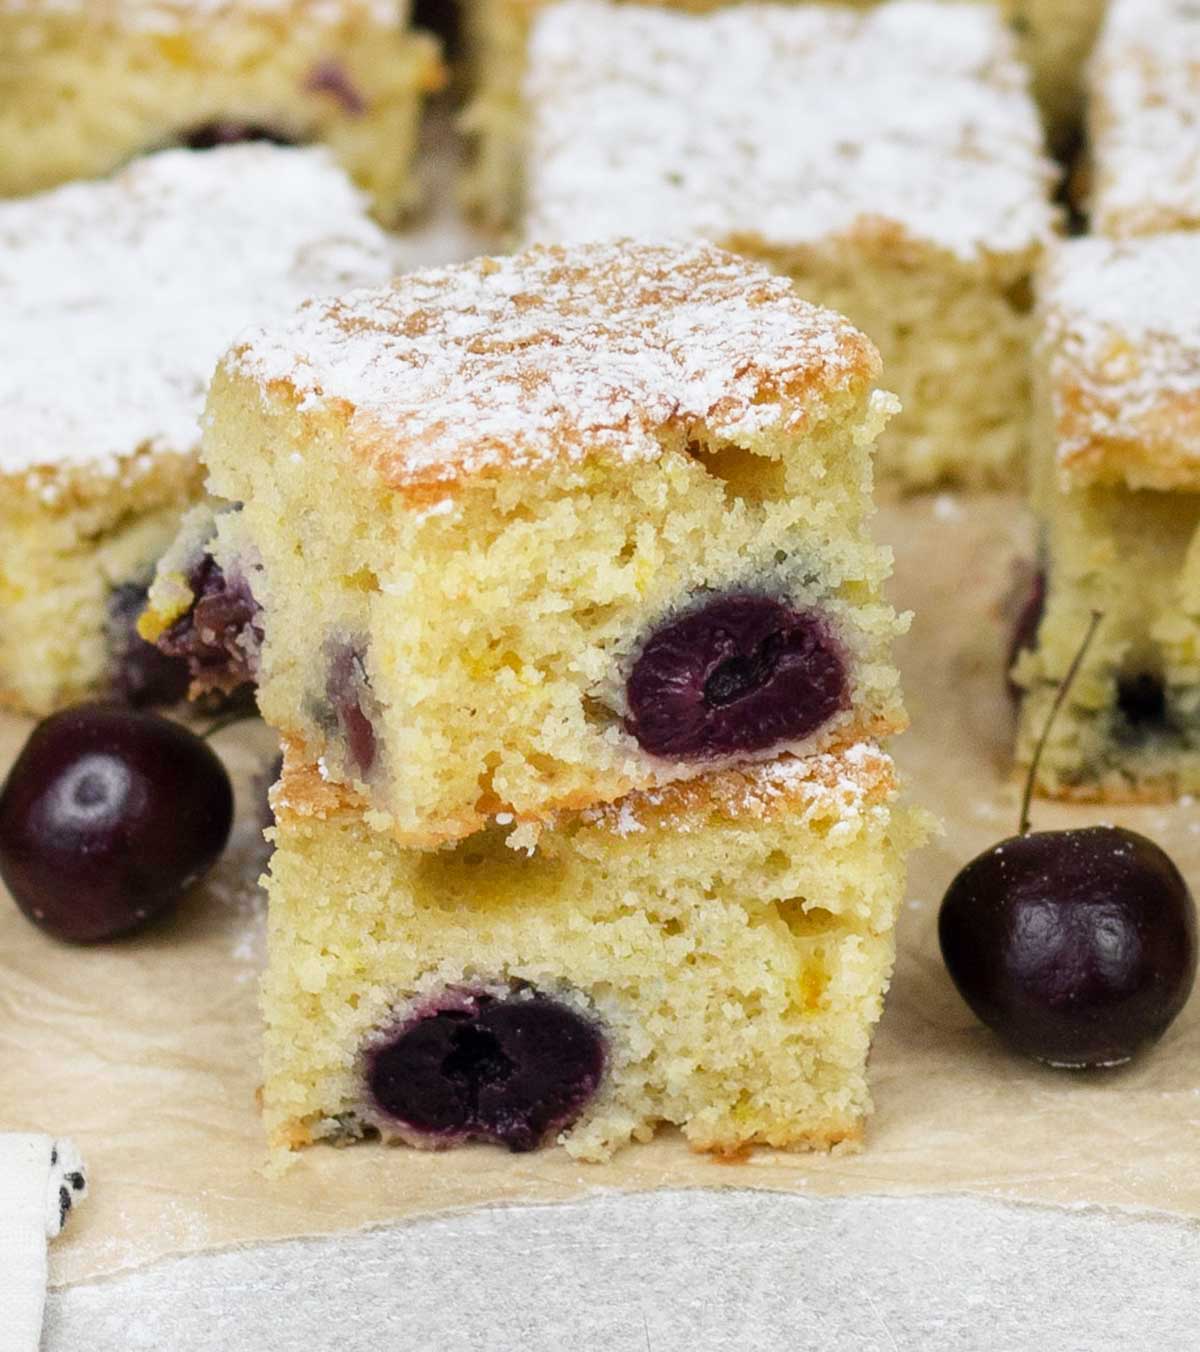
[145,240,907,845]
[520,0,1057,487]
[1088,0,1200,239]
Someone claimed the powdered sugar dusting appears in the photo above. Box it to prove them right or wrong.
[582,742,894,838]
[523,1,1056,265]
[228,240,878,492]
[1089,0,1200,238]
[1040,234,1200,488]
[0,144,394,483]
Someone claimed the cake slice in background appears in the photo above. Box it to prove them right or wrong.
[1011,234,1200,799]
[142,240,908,845]
[0,144,395,716]
[1086,0,1200,240]
[262,743,928,1160]
[460,0,1092,229]
[0,0,443,222]
[519,1,1058,488]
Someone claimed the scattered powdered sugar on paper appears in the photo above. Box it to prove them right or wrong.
[1090,0,1200,237]
[933,494,965,523]
[1041,234,1200,481]
[203,808,271,976]
[0,144,394,481]
[230,239,878,490]
[523,0,1057,264]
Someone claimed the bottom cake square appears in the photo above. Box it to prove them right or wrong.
[261,744,927,1161]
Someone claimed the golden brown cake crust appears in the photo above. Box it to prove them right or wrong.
[1040,236,1200,491]
[224,241,882,503]
[689,1117,863,1159]
[273,737,899,837]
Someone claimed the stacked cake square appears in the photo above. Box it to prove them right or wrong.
[146,240,925,1159]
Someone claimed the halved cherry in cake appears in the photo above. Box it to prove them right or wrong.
[325,642,378,778]
[1116,672,1170,737]
[366,989,606,1152]
[626,594,848,759]
[156,556,262,697]
[305,61,367,115]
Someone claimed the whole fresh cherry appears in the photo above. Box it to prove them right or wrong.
[0,703,233,943]
[940,826,1196,1066]
[940,612,1197,1067]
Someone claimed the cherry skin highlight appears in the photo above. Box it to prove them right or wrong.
[0,703,233,943]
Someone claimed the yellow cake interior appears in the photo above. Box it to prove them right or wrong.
[746,236,1038,488]
[0,454,202,715]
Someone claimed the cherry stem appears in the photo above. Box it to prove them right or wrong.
[1019,608,1103,836]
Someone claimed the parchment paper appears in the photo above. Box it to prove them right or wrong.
[3,488,1198,1289]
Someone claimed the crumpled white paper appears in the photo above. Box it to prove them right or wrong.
[41,1191,1200,1352]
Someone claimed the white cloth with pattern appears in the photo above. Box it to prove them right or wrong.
[0,1135,86,1352]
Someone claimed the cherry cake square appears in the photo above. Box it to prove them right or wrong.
[1012,234,1200,798]
[0,0,442,222]
[0,144,394,715]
